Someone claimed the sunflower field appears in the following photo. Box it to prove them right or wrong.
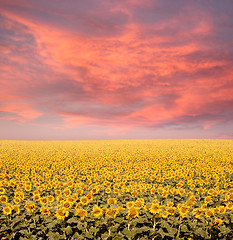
[0,139,233,239]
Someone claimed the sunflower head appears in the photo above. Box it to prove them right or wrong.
[3,206,12,215]
[92,206,103,218]
[80,196,89,205]
[127,207,139,219]
[0,195,8,204]
[126,201,135,209]
[12,205,20,214]
[150,203,161,215]
[40,206,51,216]
[107,198,117,205]
[56,208,69,220]
[76,209,87,220]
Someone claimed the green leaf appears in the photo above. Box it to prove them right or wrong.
[65,226,73,235]
[12,215,22,227]
[112,235,124,240]
[181,224,189,232]
[167,227,177,237]
[219,225,231,234]
[111,223,120,232]
[67,217,79,224]
[19,229,29,236]
[47,222,56,229]
[47,231,61,240]
[89,226,98,235]
[160,219,170,229]
[71,232,81,239]
[122,228,137,239]
[0,226,9,233]
[136,226,151,233]
[101,233,110,239]
[158,228,166,238]
[194,228,208,238]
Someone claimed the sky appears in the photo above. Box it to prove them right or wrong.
[0,0,233,140]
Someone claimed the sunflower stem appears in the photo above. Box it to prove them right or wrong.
[176,217,181,238]
[153,216,156,229]
[128,223,130,230]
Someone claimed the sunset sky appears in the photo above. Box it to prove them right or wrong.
[0,0,233,140]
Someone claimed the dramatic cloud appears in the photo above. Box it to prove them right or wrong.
[0,0,233,139]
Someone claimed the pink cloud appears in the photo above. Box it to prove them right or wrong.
[0,0,233,139]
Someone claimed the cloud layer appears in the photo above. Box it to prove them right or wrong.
[1,0,233,139]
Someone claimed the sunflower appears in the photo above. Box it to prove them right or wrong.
[185,200,194,207]
[204,196,212,204]
[167,207,176,215]
[151,188,156,194]
[63,201,72,209]
[47,195,55,204]
[131,190,138,197]
[179,206,189,218]
[33,194,40,202]
[25,184,31,192]
[13,197,21,204]
[73,193,79,201]
[229,193,233,201]
[179,188,185,195]
[106,208,118,218]
[126,201,135,209]
[91,187,98,195]
[167,201,174,207]
[218,206,226,214]
[140,187,146,193]
[63,188,71,197]
[0,195,8,204]
[57,195,65,202]
[213,219,223,227]
[135,201,144,208]
[127,207,139,219]
[0,188,5,194]
[56,208,69,220]
[40,197,48,205]
[92,206,103,218]
[77,189,84,196]
[212,190,219,197]
[75,202,83,209]
[192,208,205,218]
[107,198,117,205]
[161,211,169,218]
[55,190,61,195]
[117,206,125,212]
[87,193,93,201]
[105,188,111,194]
[205,209,214,218]
[24,202,36,213]
[162,191,169,198]
[212,207,220,214]
[226,202,233,210]
[190,196,196,202]
[80,196,89,205]
[150,203,161,215]
[201,203,207,209]
[114,188,120,194]
[76,209,87,220]
[197,188,206,195]
[40,206,51,216]
[3,206,11,215]
[12,205,20,214]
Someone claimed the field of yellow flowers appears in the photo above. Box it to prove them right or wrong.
[0,139,233,239]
